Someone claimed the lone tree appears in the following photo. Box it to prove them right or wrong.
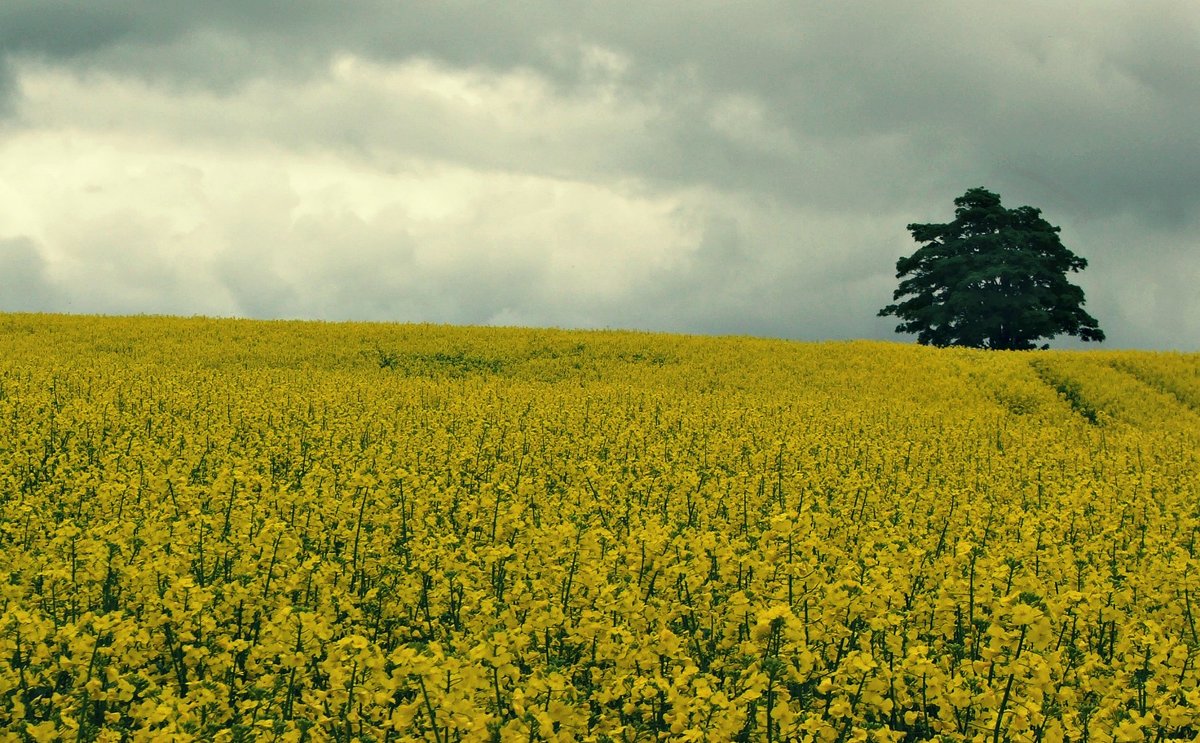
[879,187,1104,350]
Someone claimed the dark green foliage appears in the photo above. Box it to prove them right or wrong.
[369,346,506,376]
[1029,360,1101,425]
[879,188,1105,350]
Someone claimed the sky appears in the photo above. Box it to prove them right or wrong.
[0,2,1197,349]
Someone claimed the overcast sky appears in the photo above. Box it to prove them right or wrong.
[1,2,1197,349]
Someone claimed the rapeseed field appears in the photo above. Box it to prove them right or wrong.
[1,313,1198,742]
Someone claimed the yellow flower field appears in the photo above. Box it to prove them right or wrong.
[1,313,1198,741]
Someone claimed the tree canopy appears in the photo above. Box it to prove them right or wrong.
[879,187,1105,350]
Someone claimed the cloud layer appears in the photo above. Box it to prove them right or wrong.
[1,2,1197,348]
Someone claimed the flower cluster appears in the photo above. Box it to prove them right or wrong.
[0,314,1197,741]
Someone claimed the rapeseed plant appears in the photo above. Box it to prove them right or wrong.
[0,314,1197,740]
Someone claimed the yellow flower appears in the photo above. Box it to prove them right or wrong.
[26,722,59,743]
[3,316,1198,740]
[1010,602,1042,626]
[1112,719,1145,742]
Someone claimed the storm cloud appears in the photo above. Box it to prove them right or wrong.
[1,2,1197,347]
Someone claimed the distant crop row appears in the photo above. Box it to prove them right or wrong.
[1,314,1197,741]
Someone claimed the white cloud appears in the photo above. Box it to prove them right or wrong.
[0,63,701,324]
[12,54,661,183]
[707,94,798,155]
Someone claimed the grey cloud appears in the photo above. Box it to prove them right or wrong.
[0,64,11,117]
[0,4,133,58]
[583,4,1200,232]
[598,203,905,341]
[0,236,60,311]
[6,2,1196,220]
[0,2,588,98]
[1070,213,1200,349]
